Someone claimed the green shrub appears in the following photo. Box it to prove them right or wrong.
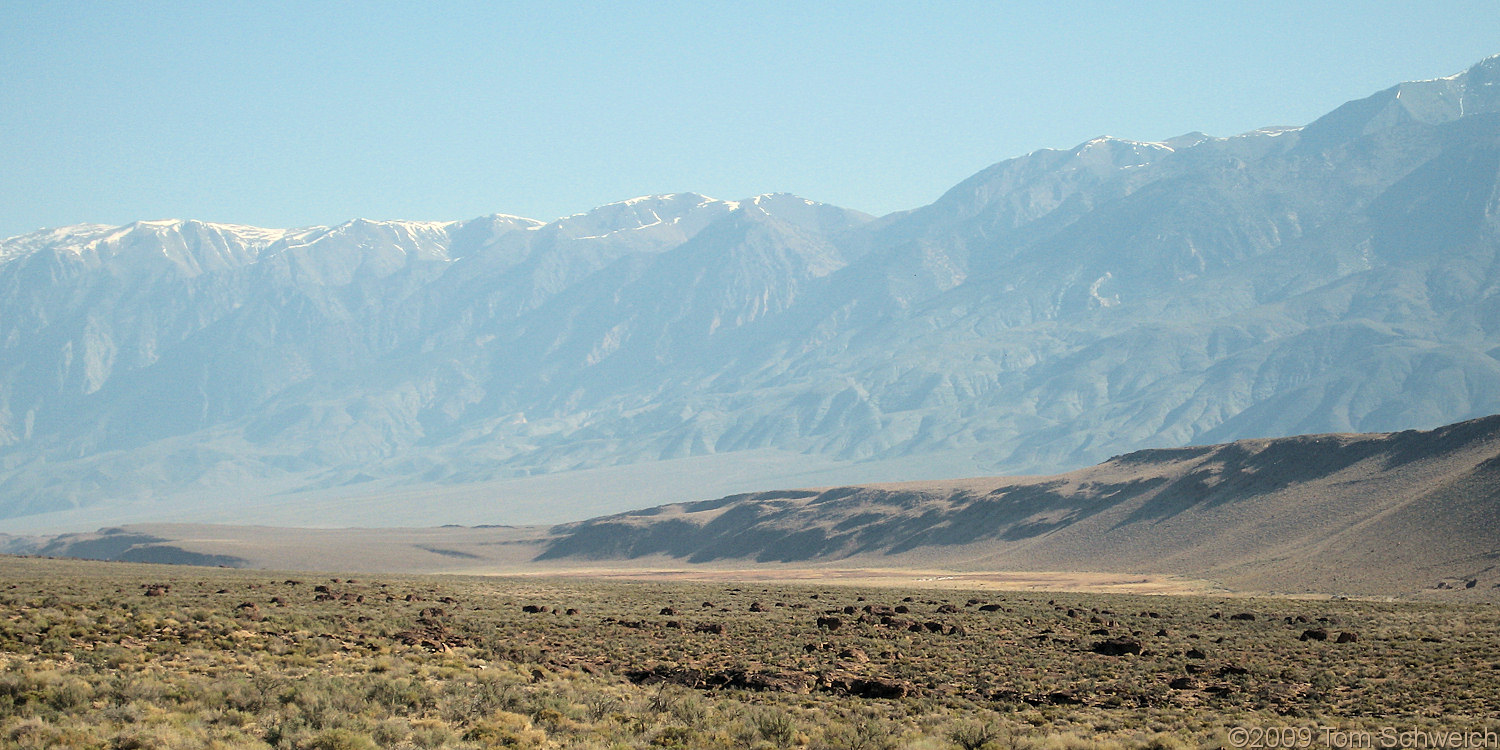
[750,707,798,748]
[949,719,1003,750]
[462,710,547,746]
[303,728,379,750]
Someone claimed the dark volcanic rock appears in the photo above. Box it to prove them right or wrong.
[1092,637,1143,656]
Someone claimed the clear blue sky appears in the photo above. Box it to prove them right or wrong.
[2,1,1496,238]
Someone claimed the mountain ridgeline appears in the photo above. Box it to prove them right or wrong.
[4,56,1500,524]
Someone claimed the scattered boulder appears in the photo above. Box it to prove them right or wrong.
[629,666,812,694]
[936,604,959,614]
[1229,612,1256,621]
[1186,648,1207,660]
[825,677,910,699]
[1299,628,1329,642]
[694,622,725,635]
[1092,637,1143,656]
[659,607,676,616]
[1335,632,1358,643]
[838,647,869,663]
[1169,677,1195,690]
[394,618,465,652]
[816,616,843,631]
[749,602,766,612]
[978,604,1003,612]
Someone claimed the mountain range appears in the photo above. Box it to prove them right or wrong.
[4,55,1500,529]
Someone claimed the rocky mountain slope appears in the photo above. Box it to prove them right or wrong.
[4,56,1500,527]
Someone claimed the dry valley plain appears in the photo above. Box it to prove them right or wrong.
[1,556,1498,749]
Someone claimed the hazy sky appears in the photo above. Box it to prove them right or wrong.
[2,1,1496,238]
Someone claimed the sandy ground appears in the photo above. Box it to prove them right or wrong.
[480,566,1229,596]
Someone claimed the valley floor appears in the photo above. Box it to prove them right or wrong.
[513,567,1226,597]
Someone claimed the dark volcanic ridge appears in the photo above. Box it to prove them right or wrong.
[0,528,247,568]
[10,414,1500,599]
[537,413,1500,596]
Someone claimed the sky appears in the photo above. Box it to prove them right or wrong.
[1,1,1497,239]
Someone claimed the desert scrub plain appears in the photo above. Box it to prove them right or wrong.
[0,557,1497,750]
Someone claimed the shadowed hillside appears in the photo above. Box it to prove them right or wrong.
[539,415,1500,597]
[12,415,1500,599]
